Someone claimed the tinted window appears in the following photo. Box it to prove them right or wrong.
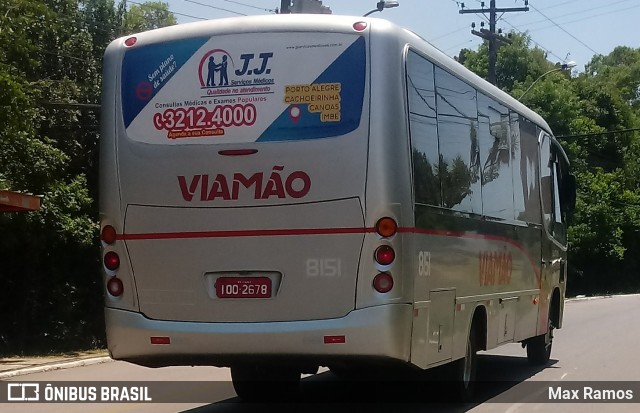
[478,94,515,220]
[407,51,441,206]
[435,67,480,213]
[514,117,541,224]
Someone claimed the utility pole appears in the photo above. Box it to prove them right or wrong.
[459,0,528,85]
[279,0,291,13]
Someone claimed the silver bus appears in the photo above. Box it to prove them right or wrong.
[100,14,575,400]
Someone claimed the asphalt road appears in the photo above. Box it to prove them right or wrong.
[2,294,639,412]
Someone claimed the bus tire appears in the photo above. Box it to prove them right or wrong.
[329,366,361,380]
[231,364,300,401]
[527,316,554,365]
[452,323,478,401]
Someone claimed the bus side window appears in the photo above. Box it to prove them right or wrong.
[407,51,441,207]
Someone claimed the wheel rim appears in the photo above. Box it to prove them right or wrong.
[545,320,554,354]
[462,336,473,386]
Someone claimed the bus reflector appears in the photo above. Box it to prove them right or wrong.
[375,217,397,238]
[324,335,346,344]
[373,272,394,293]
[107,277,124,297]
[124,37,137,47]
[104,251,120,271]
[218,149,258,156]
[375,245,395,265]
[150,336,171,345]
[101,225,117,245]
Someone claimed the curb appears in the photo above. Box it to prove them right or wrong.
[566,293,640,302]
[0,356,113,379]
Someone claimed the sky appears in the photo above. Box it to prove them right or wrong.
[158,0,640,72]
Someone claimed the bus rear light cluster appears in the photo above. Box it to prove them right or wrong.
[102,225,124,297]
[373,217,398,293]
[375,245,395,265]
[373,272,394,293]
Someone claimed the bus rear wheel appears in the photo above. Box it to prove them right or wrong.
[451,324,478,401]
[231,364,301,401]
[527,317,554,365]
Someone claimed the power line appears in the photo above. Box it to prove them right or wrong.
[216,0,276,13]
[529,4,640,33]
[183,0,247,16]
[515,0,636,29]
[505,0,586,21]
[128,0,208,20]
[500,18,566,63]
[527,1,600,56]
[429,26,469,42]
[443,40,473,54]
[557,128,640,140]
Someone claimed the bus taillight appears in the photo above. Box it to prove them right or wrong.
[373,272,394,293]
[375,245,395,265]
[104,251,120,271]
[375,217,397,238]
[107,277,124,297]
[101,225,117,245]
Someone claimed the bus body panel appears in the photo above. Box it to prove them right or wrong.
[105,304,413,365]
[123,199,364,322]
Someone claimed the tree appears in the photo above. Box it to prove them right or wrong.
[123,1,176,33]
[0,0,179,355]
[458,33,551,91]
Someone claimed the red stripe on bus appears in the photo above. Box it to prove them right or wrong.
[116,227,375,240]
[115,225,541,287]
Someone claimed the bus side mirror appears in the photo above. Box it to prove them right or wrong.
[562,174,576,213]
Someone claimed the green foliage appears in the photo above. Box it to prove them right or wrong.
[0,0,175,355]
[123,1,176,33]
[459,33,551,91]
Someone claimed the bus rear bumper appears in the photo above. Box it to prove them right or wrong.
[105,304,412,367]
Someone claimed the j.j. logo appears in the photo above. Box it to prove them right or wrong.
[198,49,274,88]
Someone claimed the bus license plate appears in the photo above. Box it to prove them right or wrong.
[215,277,272,299]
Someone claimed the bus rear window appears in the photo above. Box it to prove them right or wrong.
[121,33,366,144]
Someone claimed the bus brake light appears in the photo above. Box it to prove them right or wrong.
[107,277,124,297]
[104,251,120,271]
[375,245,395,265]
